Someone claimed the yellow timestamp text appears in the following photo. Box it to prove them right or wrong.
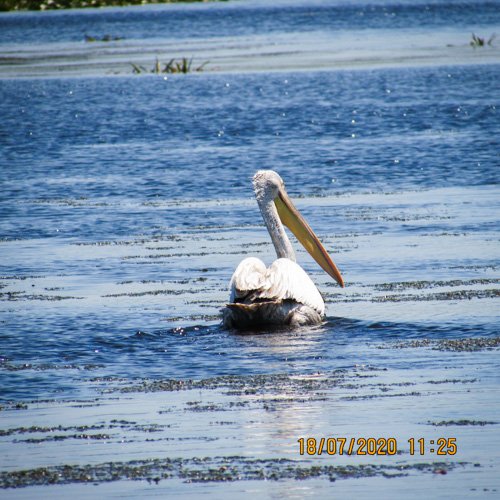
[297,437,457,456]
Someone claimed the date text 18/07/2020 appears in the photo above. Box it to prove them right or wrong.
[297,437,457,456]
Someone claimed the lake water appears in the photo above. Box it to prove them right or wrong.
[0,0,499,498]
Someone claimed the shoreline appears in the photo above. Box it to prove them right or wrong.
[0,0,219,12]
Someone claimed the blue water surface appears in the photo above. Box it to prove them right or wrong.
[1,0,499,44]
[1,66,498,238]
[0,1,499,403]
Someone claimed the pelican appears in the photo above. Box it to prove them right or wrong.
[222,170,344,329]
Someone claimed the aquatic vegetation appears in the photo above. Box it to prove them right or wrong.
[429,420,498,427]
[0,457,463,488]
[378,337,500,352]
[470,33,496,48]
[131,57,209,74]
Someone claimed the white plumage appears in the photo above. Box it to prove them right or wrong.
[229,257,325,314]
[222,170,344,330]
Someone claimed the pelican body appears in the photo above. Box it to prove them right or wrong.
[222,170,344,329]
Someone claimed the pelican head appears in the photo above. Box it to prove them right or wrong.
[253,170,344,287]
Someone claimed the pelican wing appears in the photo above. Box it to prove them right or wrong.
[228,257,325,315]
[229,257,268,302]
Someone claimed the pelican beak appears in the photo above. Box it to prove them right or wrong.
[274,189,344,287]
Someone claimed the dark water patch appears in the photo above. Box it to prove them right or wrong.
[437,337,500,351]
[182,395,329,414]
[28,197,109,207]
[121,250,255,260]
[184,400,250,413]
[0,456,466,489]
[0,361,103,372]
[6,419,171,444]
[340,391,422,402]
[0,398,111,410]
[166,313,221,322]
[0,402,28,411]
[378,337,500,351]
[428,420,497,427]
[119,278,191,285]
[0,424,104,437]
[69,401,107,408]
[113,369,356,395]
[325,287,500,304]
[373,279,500,291]
[0,421,155,435]
[0,275,43,280]
[0,291,84,301]
[102,288,210,297]
[423,232,468,237]
[342,210,453,223]
[371,289,500,302]
[425,378,477,385]
[448,264,498,271]
[143,246,178,251]
[17,433,112,444]
[74,238,173,246]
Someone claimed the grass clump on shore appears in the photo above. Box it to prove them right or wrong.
[0,0,218,11]
[131,57,209,74]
